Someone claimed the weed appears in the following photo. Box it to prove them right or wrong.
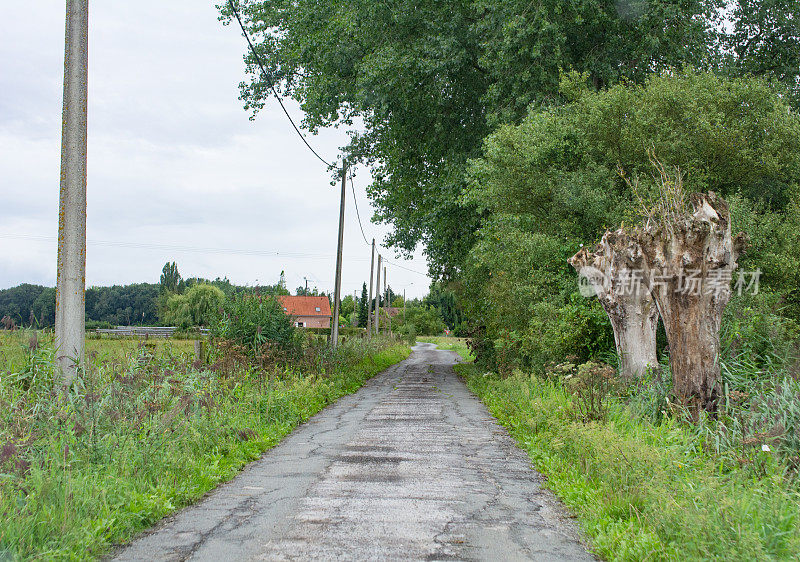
[0,334,409,560]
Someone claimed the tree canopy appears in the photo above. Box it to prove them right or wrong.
[220,0,722,275]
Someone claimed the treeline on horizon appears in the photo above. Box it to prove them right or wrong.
[0,264,302,329]
[0,262,460,333]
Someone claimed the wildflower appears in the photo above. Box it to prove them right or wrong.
[762,444,771,453]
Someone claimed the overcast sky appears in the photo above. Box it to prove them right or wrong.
[0,1,431,298]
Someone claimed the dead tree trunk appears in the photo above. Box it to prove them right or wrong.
[632,192,747,417]
[569,230,659,379]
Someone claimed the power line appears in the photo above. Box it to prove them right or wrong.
[227,1,429,281]
[2,234,430,275]
[384,257,429,277]
[346,174,428,277]
[349,172,371,246]
[226,0,332,168]
[0,233,367,261]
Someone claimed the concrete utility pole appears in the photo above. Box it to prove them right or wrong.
[374,254,382,335]
[384,266,390,335]
[367,239,375,338]
[331,162,347,347]
[55,0,89,386]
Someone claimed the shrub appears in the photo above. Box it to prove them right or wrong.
[399,306,446,336]
[214,294,297,359]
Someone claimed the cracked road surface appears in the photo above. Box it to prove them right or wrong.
[112,343,593,561]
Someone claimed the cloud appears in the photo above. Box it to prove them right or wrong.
[0,0,430,297]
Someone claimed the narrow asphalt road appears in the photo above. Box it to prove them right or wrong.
[112,343,593,561]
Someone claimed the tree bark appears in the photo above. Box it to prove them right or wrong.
[631,192,747,418]
[569,230,659,379]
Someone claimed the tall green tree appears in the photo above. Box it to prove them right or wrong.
[162,284,225,328]
[725,0,800,109]
[159,262,182,294]
[220,0,721,276]
[358,282,369,327]
[464,71,800,369]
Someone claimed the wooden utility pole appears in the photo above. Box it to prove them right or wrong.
[374,254,382,334]
[367,238,375,338]
[55,0,89,386]
[332,162,347,347]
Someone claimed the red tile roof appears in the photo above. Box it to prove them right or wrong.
[276,295,331,317]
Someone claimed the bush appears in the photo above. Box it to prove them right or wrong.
[400,306,446,336]
[214,295,297,358]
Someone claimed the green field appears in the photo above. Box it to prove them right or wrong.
[0,331,409,560]
[0,330,196,373]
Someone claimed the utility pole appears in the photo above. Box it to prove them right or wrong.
[374,254,382,335]
[384,266,390,336]
[55,0,89,387]
[367,238,375,338]
[332,162,347,347]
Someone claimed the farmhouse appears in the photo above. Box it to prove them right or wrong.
[276,295,332,328]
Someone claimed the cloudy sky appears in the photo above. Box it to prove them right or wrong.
[0,1,431,298]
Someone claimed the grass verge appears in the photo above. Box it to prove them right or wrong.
[456,364,800,561]
[0,338,409,560]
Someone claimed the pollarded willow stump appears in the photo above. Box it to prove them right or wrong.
[569,230,659,380]
[631,192,747,417]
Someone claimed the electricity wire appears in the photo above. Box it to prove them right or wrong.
[383,256,428,277]
[226,0,332,168]
[2,233,429,275]
[0,233,364,261]
[226,1,429,280]
[349,172,371,246]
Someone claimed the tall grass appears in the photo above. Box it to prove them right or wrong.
[0,333,409,560]
[444,294,800,560]
[460,366,800,560]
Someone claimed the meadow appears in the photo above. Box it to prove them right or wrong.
[0,329,409,560]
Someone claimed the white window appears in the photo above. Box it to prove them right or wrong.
[315,307,321,312]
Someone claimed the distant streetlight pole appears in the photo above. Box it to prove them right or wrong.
[55,0,89,387]
[367,238,375,339]
[384,266,390,335]
[374,254,382,335]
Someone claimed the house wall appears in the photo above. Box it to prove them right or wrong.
[294,316,330,328]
